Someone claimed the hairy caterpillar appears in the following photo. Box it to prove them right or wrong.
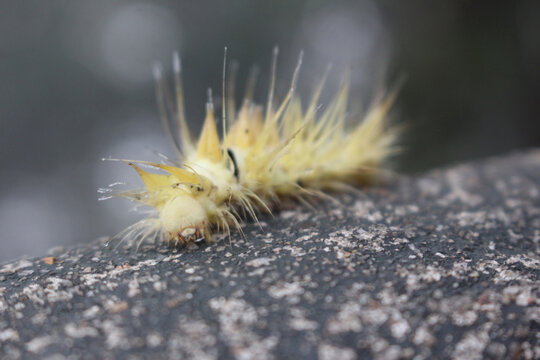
[102,48,399,246]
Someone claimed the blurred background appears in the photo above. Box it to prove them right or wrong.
[1,0,539,262]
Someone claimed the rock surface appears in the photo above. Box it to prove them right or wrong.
[1,151,539,359]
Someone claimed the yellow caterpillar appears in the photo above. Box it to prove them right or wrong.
[103,48,399,246]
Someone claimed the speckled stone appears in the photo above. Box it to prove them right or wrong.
[1,151,539,360]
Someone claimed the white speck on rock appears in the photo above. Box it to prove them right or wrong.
[246,257,274,267]
[452,324,491,360]
[390,313,410,339]
[515,287,533,306]
[289,308,318,331]
[127,278,140,298]
[153,280,167,292]
[0,259,33,274]
[81,273,106,286]
[0,328,19,342]
[26,336,55,353]
[452,310,478,327]
[413,326,435,346]
[22,284,46,306]
[31,312,47,325]
[44,277,78,303]
[102,320,130,349]
[83,305,101,319]
[209,297,276,360]
[146,332,163,347]
[268,282,303,300]
[326,302,362,334]
[318,343,357,360]
[64,323,99,338]
[283,245,306,257]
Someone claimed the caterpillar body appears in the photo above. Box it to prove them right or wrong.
[104,48,399,246]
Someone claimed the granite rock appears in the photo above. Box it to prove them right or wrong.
[0,151,539,359]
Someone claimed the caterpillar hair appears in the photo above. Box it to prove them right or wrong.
[101,47,400,247]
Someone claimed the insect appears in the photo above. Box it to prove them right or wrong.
[102,48,399,246]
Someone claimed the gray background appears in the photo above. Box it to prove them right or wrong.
[1,0,539,262]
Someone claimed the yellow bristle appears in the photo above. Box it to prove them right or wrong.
[196,104,223,163]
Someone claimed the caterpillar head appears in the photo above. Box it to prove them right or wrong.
[124,162,213,245]
[159,194,209,244]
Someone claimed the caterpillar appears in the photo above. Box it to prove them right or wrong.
[102,48,399,246]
